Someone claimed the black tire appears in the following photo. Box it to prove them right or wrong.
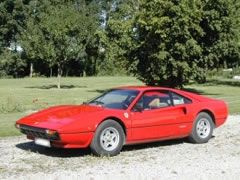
[188,112,214,143]
[90,120,125,156]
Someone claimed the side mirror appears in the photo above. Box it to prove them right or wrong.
[133,104,143,112]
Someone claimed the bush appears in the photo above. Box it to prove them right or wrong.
[0,50,27,78]
[0,97,24,114]
[207,67,240,79]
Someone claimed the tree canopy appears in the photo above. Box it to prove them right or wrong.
[128,0,240,87]
[0,0,239,88]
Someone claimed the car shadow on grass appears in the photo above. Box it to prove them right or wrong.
[15,138,190,157]
[87,89,107,93]
[206,79,240,87]
[182,88,220,96]
[25,85,87,89]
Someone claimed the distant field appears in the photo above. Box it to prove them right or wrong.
[0,76,239,137]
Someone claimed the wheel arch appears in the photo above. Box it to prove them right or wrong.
[98,116,127,136]
[198,109,216,126]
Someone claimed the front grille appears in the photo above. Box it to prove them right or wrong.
[20,125,60,140]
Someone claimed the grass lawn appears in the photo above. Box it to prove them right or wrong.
[0,76,239,137]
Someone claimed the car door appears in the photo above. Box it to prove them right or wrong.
[129,90,190,141]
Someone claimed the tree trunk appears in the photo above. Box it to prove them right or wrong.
[65,68,69,77]
[29,63,33,78]
[50,67,53,78]
[223,59,227,69]
[105,1,112,28]
[57,64,62,89]
[92,56,97,75]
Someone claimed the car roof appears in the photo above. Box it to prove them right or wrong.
[115,86,174,92]
[115,86,207,102]
[114,86,216,103]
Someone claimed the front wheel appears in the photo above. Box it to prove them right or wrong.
[188,112,214,143]
[90,120,125,156]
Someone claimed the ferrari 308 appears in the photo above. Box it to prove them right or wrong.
[16,86,228,156]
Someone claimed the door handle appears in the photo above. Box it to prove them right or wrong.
[182,107,187,114]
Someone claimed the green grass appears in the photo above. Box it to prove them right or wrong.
[0,113,25,137]
[185,78,240,114]
[0,76,141,113]
[0,76,239,137]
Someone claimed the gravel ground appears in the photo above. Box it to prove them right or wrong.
[0,115,240,180]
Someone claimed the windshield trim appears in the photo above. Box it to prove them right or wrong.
[86,89,140,110]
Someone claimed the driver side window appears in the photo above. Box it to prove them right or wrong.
[134,90,171,111]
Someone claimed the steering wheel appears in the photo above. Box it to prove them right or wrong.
[122,95,135,109]
[122,102,129,109]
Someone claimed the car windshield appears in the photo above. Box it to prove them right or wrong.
[88,89,139,110]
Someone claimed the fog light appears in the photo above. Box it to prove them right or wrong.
[45,129,57,135]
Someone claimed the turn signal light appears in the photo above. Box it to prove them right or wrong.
[15,123,20,129]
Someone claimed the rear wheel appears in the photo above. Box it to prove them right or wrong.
[188,112,214,143]
[90,120,125,156]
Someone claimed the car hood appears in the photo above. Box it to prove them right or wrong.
[17,105,105,131]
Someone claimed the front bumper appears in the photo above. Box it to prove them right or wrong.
[20,125,60,140]
[51,132,94,148]
[18,124,94,148]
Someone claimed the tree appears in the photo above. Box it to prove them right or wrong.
[200,0,240,70]
[20,0,98,87]
[97,0,137,75]
[0,49,26,78]
[0,0,31,77]
[19,0,50,78]
[129,0,240,87]
[0,0,30,50]
[40,1,97,88]
[130,0,204,87]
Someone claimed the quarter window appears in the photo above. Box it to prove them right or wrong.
[171,92,192,105]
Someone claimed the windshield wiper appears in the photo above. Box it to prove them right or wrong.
[91,100,104,105]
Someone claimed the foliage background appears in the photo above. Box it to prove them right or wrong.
[0,0,240,87]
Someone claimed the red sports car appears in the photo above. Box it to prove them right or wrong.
[15,86,228,156]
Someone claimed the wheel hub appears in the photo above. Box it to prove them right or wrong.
[196,118,211,138]
[100,127,120,151]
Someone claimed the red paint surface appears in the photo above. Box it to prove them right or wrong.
[16,86,228,148]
